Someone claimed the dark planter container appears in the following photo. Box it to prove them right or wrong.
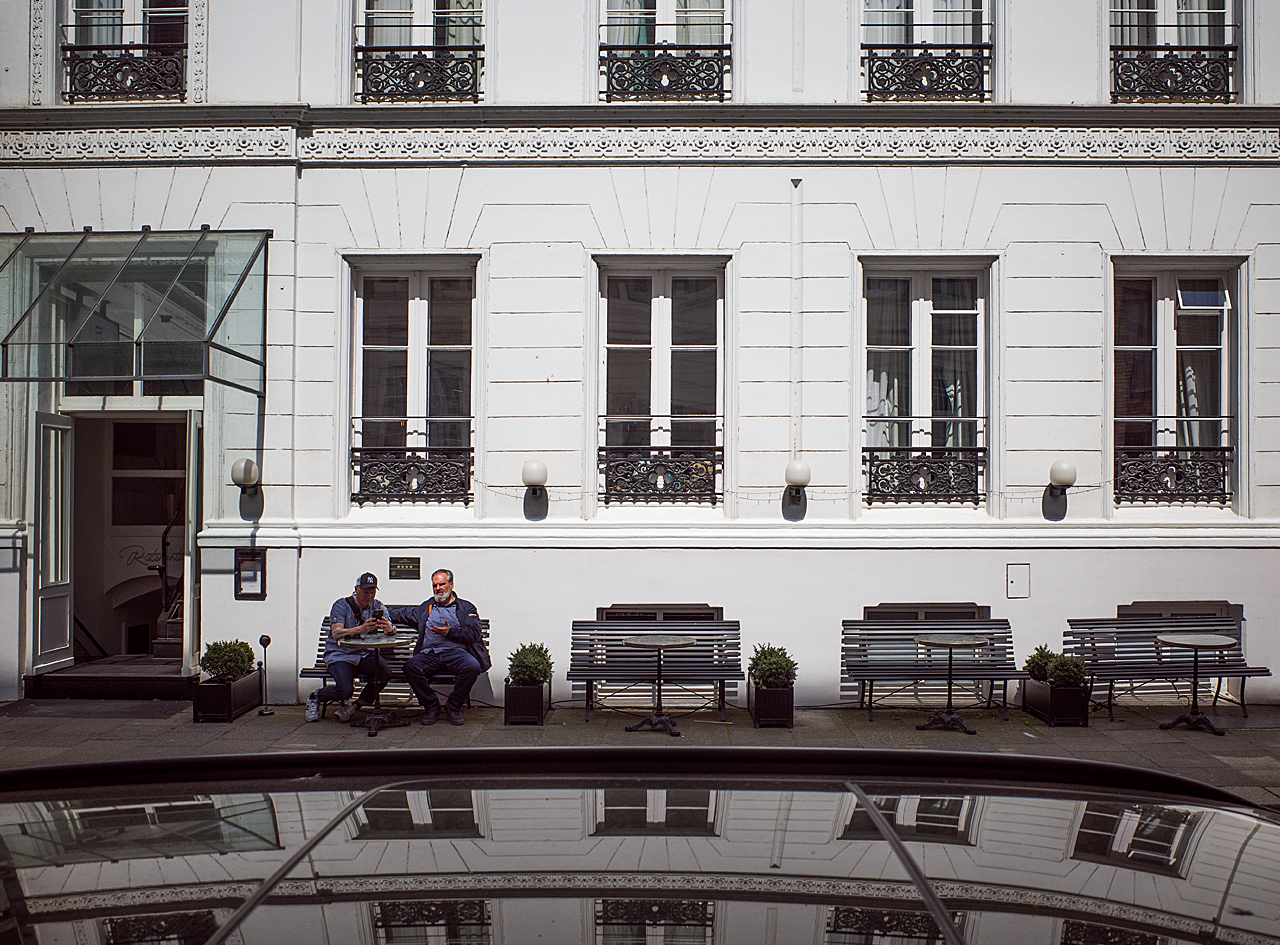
[748,677,794,728]
[504,678,550,725]
[193,667,263,723]
[1022,678,1090,727]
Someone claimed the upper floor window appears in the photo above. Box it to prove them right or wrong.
[1113,271,1233,504]
[600,0,731,102]
[355,0,483,103]
[356,789,482,838]
[372,901,492,944]
[599,268,724,505]
[863,271,986,504]
[1110,0,1238,102]
[597,900,714,945]
[62,0,188,103]
[592,788,718,835]
[352,269,475,506]
[827,906,965,944]
[862,0,992,101]
[841,795,978,845]
[1072,802,1202,876]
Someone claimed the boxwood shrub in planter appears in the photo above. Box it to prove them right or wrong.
[747,644,797,728]
[1021,645,1090,727]
[193,641,262,723]
[505,642,553,725]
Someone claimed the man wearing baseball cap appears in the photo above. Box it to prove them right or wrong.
[306,572,394,722]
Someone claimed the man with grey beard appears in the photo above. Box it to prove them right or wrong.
[389,569,491,726]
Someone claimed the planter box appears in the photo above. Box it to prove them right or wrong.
[748,677,794,728]
[1022,678,1090,727]
[504,679,550,725]
[193,667,263,723]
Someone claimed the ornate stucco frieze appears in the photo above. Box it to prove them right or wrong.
[2,124,1276,164]
[0,126,295,162]
[297,125,1280,162]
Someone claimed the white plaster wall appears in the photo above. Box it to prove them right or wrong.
[1003,0,1104,105]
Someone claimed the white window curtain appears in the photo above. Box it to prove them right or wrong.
[365,0,412,46]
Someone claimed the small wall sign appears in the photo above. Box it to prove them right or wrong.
[234,548,267,600]
[389,556,421,580]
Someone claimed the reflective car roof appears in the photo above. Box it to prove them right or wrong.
[2,748,1278,945]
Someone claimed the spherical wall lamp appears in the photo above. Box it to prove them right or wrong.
[784,459,812,501]
[521,459,548,499]
[231,458,260,496]
[1048,459,1077,497]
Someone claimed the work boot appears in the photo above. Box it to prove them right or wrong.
[445,706,464,726]
[420,707,440,726]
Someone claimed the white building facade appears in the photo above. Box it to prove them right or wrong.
[1,0,1278,706]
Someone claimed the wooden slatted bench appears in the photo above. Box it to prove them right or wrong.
[1063,615,1270,720]
[842,618,1024,721]
[566,620,744,721]
[301,612,490,715]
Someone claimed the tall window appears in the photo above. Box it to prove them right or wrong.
[356,790,481,838]
[64,1,189,102]
[599,270,723,505]
[1113,272,1232,503]
[372,901,492,945]
[863,272,986,503]
[597,900,714,945]
[353,271,474,505]
[1073,802,1201,876]
[356,0,484,102]
[842,795,978,845]
[600,1,731,101]
[862,0,991,101]
[593,789,718,836]
[1110,1,1237,102]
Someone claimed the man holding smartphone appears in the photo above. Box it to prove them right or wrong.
[306,571,394,722]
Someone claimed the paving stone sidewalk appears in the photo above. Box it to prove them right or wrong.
[3,698,1280,807]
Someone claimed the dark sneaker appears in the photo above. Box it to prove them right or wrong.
[334,701,359,722]
[445,707,465,726]
[420,708,440,726]
[304,690,321,723]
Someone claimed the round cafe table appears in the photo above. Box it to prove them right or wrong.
[338,632,412,736]
[1156,633,1237,736]
[623,634,694,737]
[914,633,989,735]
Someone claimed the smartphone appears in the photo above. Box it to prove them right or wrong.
[373,607,385,621]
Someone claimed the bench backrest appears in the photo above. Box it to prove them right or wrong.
[568,620,744,678]
[842,619,1016,668]
[1064,616,1244,668]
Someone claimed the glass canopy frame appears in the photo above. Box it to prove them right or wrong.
[0,227,270,398]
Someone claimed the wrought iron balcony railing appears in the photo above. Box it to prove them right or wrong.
[1113,416,1233,503]
[1111,44,1237,102]
[863,43,992,101]
[599,417,723,505]
[354,45,482,103]
[350,417,473,506]
[61,24,187,103]
[600,25,731,102]
[862,417,985,504]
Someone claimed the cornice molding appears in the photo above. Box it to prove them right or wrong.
[1,123,1275,165]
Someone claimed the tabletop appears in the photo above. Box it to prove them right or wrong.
[1156,633,1238,650]
[915,633,989,649]
[338,632,407,649]
[623,634,696,650]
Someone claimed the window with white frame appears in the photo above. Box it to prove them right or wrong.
[372,900,492,945]
[355,1,484,102]
[352,270,475,505]
[1072,802,1202,876]
[1112,271,1233,504]
[596,900,714,945]
[592,788,718,835]
[863,271,986,503]
[64,1,188,103]
[841,795,978,845]
[600,1,731,101]
[862,0,992,101]
[599,269,724,505]
[1109,1,1238,102]
[355,790,481,838]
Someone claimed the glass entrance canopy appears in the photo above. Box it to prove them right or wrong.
[0,228,269,397]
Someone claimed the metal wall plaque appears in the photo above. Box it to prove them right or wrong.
[389,557,421,580]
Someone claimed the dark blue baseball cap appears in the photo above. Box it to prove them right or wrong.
[355,572,378,589]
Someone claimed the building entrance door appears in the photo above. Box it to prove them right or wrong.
[33,412,74,674]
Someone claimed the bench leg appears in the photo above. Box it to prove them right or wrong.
[1001,680,1009,721]
[1108,681,1115,721]
[867,681,874,722]
[719,680,726,722]
[584,681,593,722]
[1240,677,1249,718]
